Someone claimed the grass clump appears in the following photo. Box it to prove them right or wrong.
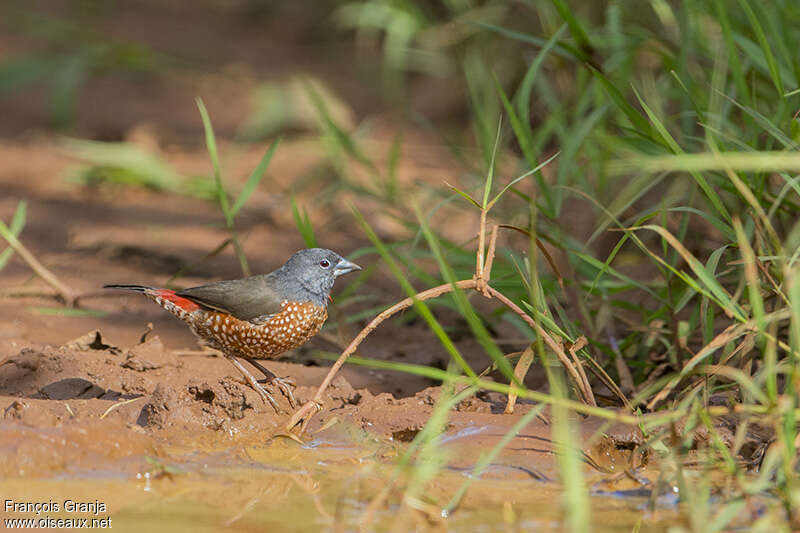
[283,0,800,529]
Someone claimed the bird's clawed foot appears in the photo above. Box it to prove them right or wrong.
[260,375,297,409]
[228,357,287,413]
[249,376,296,412]
[239,356,298,411]
[250,380,282,413]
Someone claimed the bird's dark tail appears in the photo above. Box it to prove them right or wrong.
[103,284,155,292]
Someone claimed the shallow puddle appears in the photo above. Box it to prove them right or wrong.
[0,420,687,532]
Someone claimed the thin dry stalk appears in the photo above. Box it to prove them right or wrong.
[496,223,564,287]
[0,287,62,299]
[285,279,476,433]
[99,397,143,419]
[647,319,758,409]
[584,353,632,409]
[681,332,757,400]
[485,286,586,402]
[0,233,77,306]
[505,344,534,414]
[285,221,592,435]
[567,336,596,406]
[476,209,488,278]
[0,288,124,304]
[614,351,635,394]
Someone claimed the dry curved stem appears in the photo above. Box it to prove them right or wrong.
[285,220,595,435]
[0,231,78,306]
[567,336,595,406]
[583,352,632,409]
[285,279,476,434]
[497,223,564,287]
[647,319,759,410]
[485,286,587,404]
[286,283,589,435]
[0,288,120,303]
[504,344,534,414]
[99,397,143,420]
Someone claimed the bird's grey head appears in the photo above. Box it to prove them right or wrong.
[279,248,361,304]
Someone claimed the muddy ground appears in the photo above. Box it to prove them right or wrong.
[0,321,657,530]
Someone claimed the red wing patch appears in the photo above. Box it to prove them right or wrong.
[150,289,202,312]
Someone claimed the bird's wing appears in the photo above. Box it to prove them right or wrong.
[175,276,284,322]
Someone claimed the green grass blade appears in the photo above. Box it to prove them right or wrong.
[62,139,191,194]
[717,92,797,149]
[290,195,317,248]
[493,75,553,214]
[196,97,230,223]
[385,133,402,201]
[401,375,458,513]
[0,200,27,271]
[514,24,567,135]
[706,500,746,533]
[631,224,746,321]
[712,0,749,105]
[230,137,280,218]
[668,207,736,242]
[487,150,560,211]
[446,183,482,209]
[549,0,593,62]
[633,87,732,223]
[737,0,783,96]
[577,252,664,302]
[612,150,800,174]
[336,354,681,425]
[481,119,502,209]
[791,269,800,362]
[732,218,765,334]
[591,67,653,136]
[466,20,583,63]
[303,78,376,172]
[553,383,590,532]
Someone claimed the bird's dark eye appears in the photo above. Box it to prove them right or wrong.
[319,259,330,268]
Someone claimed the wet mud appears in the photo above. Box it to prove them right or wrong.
[0,325,677,531]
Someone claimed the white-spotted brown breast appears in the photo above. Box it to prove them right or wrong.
[186,300,328,360]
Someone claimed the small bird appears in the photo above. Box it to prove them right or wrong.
[105,248,361,412]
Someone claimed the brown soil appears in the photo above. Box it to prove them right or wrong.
[0,323,646,474]
[0,320,663,530]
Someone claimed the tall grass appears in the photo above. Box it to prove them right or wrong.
[325,0,800,529]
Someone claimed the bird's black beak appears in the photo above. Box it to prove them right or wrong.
[334,259,361,277]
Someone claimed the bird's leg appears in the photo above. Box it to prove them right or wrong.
[226,357,282,413]
[242,355,297,408]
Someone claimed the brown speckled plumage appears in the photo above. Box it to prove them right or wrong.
[156,296,328,359]
[105,248,360,412]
